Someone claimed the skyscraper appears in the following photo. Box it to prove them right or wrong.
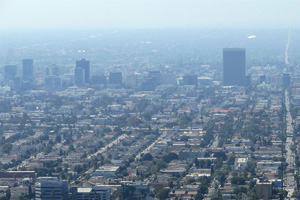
[283,74,291,87]
[223,48,246,86]
[74,67,85,86]
[22,59,34,81]
[76,59,90,83]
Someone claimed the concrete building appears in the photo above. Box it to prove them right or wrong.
[256,161,281,172]
[234,158,248,170]
[35,177,68,200]
[122,182,149,199]
[92,165,120,177]
[256,180,272,199]
[71,186,111,200]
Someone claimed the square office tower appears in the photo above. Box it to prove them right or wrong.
[76,59,90,83]
[223,48,246,86]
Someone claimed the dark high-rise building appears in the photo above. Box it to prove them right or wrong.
[74,68,85,86]
[109,72,122,85]
[283,74,291,87]
[76,59,90,83]
[22,59,34,81]
[223,48,246,86]
[4,65,17,81]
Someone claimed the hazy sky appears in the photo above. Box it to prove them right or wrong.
[0,0,299,29]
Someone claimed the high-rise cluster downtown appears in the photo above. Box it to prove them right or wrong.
[4,48,292,92]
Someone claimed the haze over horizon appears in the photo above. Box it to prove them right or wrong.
[0,0,299,30]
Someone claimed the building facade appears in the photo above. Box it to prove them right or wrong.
[35,178,68,200]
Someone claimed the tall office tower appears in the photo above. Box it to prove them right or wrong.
[283,74,291,87]
[4,65,17,82]
[74,67,85,86]
[223,48,246,86]
[22,59,34,81]
[35,177,68,200]
[109,72,122,85]
[71,186,111,200]
[183,75,198,86]
[76,59,90,83]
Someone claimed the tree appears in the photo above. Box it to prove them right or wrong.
[231,176,246,185]
[69,144,75,152]
[233,186,247,194]
[142,112,152,121]
[142,153,153,161]
[213,151,227,161]
[211,190,222,200]
[126,117,142,127]
[136,99,149,117]
[215,170,226,186]
[162,152,178,163]
[2,143,13,154]
[156,188,170,200]
[6,189,11,200]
